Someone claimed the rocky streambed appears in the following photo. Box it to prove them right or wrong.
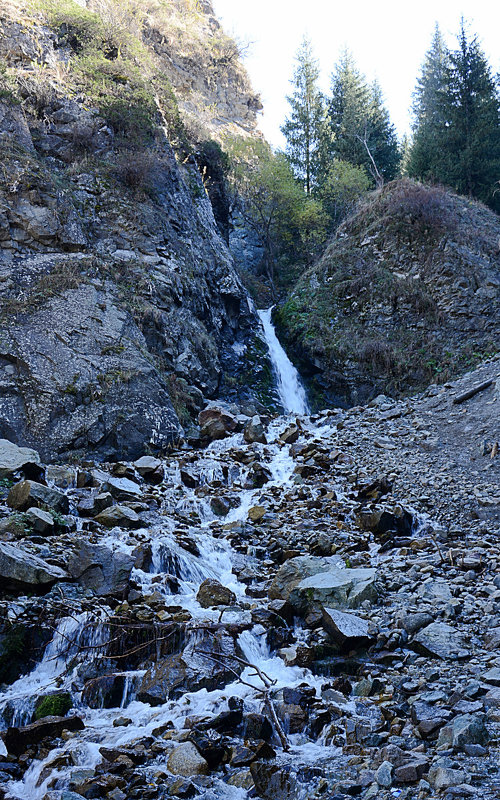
[0,372,499,800]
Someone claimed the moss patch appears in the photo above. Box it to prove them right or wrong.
[34,692,73,720]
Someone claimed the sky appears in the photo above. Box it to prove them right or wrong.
[211,0,500,150]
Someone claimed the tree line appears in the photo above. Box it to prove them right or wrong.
[223,19,499,291]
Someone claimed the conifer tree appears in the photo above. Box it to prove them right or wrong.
[409,21,500,211]
[439,22,500,208]
[408,24,450,181]
[366,81,401,182]
[326,52,400,185]
[327,50,370,169]
[281,37,325,195]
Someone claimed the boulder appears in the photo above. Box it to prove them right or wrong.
[81,675,129,709]
[270,555,377,611]
[133,456,164,484]
[94,472,142,502]
[321,607,372,649]
[67,541,135,597]
[2,716,84,756]
[248,505,266,523]
[137,630,240,705]
[77,493,113,518]
[411,622,470,660]
[279,424,300,445]
[244,416,267,444]
[7,480,69,514]
[167,742,208,777]
[250,762,298,800]
[0,542,67,591]
[436,713,488,751]
[196,579,236,608]
[24,507,54,535]
[0,440,43,481]
[428,763,465,792]
[198,407,238,441]
[94,505,141,529]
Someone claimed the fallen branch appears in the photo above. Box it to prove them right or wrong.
[195,649,290,752]
[452,379,493,405]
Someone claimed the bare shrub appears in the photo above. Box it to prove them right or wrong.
[379,179,457,235]
[114,149,158,191]
[358,339,395,372]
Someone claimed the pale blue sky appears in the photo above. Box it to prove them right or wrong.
[211,0,500,149]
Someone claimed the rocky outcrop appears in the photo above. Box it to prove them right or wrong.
[277,179,500,408]
[0,541,68,591]
[0,1,267,461]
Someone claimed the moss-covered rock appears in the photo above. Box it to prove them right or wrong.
[34,692,73,721]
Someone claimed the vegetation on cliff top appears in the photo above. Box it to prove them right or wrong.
[275,179,500,406]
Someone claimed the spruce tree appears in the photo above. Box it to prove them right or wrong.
[409,21,500,211]
[408,24,450,181]
[327,50,370,169]
[366,81,401,182]
[281,37,325,195]
[326,52,400,185]
[439,22,500,209]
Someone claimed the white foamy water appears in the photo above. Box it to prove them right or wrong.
[3,417,347,799]
[258,307,309,415]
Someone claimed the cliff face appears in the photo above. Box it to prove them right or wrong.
[0,0,267,461]
[276,180,500,408]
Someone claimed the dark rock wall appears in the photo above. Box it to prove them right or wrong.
[0,3,270,460]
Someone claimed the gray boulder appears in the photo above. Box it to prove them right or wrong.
[67,541,135,597]
[94,505,141,529]
[321,607,372,649]
[411,622,470,660]
[25,507,54,535]
[134,456,164,484]
[137,629,240,705]
[436,713,488,751]
[269,555,377,611]
[7,480,69,515]
[244,415,267,444]
[2,716,84,756]
[77,492,113,518]
[167,742,208,777]
[0,542,67,591]
[0,439,43,481]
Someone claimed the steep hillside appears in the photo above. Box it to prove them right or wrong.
[276,179,500,407]
[0,0,270,461]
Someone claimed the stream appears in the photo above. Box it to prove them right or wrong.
[1,313,344,799]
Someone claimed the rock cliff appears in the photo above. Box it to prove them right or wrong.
[276,179,500,408]
[0,0,267,460]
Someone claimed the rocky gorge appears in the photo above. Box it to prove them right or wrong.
[0,1,499,799]
[0,348,499,800]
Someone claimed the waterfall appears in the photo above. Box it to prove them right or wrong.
[258,307,309,415]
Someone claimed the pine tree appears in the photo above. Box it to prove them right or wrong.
[439,22,500,208]
[326,52,400,185]
[409,21,500,211]
[366,81,401,182]
[408,24,450,181]
[281,37,325,195]
[326,50,370,169]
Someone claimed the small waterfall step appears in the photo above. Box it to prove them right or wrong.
[258,307,309,415]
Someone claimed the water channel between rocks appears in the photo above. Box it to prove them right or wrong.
[1,414,348,800]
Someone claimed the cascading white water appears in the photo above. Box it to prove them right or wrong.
[3,419,347,800]
[258,307,309,415]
